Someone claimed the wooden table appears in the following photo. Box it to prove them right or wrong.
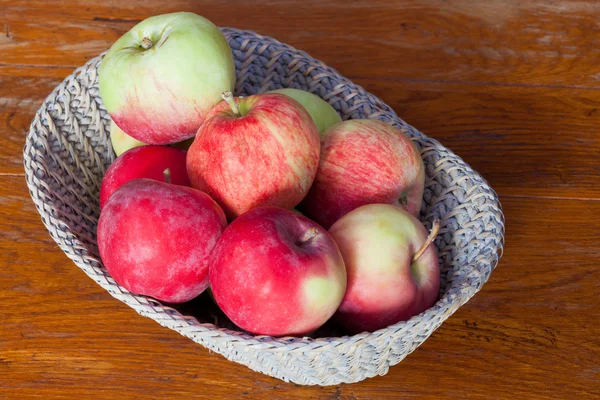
[2,1,599,398]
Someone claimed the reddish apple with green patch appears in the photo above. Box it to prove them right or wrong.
[186,92,320,220]
[209,207,347,336]
[329,204,440,333]
[299,119,425,229]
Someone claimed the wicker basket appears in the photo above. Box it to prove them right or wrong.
[23,27,505,385]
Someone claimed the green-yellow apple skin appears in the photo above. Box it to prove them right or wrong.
[99,12,235,145]
[269,88,342,135]
[110,120,195,156]
[329,204,440,334]
[110,120,146,157]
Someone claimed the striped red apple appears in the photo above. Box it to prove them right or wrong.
[300,119,425,229]
[186,92,320,219]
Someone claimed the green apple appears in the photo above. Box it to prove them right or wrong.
[269,88,342,135]
[110,119,195,157]
[99,12,235,145]
[110,120,146,157]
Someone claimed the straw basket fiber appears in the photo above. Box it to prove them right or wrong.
[23,27,505,385]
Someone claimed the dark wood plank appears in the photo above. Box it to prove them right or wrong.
[6,75,600,200]
[3,0,600,87]
[1,176,598,399]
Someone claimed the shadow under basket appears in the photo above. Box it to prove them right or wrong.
[23,27,505,386]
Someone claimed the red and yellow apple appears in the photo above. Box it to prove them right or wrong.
[98,178,227,304]
[99,145,190,209]
[209,207,347,336]
[329,204,440,333]
[99,12,236,145]
[300,119,425,229]
[187,92,320,219]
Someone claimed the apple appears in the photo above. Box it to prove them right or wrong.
[329,204,440,333]
[110,120,146,157]
[100,145,190,209]
[209,207,347,336]
[187,91,320,219]
[299,119,425,229]
[110,120,195,156]
[269,88,342,135]
[98,177,227,304]
[99,12,236,145]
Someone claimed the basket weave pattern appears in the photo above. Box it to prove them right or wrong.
[23,28,505,385]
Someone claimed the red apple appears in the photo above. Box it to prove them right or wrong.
[209,207,347,336]
[329,204,440,333]
[100,145,190,209]
[300,119,425,229]
[186,92,320,219]
[97,178,227,304]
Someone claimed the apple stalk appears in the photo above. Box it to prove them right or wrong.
[140,37,153,50]
[411,219,440,264]
[163,168,171,184]
[221,91,240,117]
[298,227,319,245]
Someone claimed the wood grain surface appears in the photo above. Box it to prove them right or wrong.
[2,1,599,399]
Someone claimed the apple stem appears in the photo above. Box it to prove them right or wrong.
[140,37,153,50]
[221,91,241,116]
[298,227,319,244]
[411,219,441,264]
[163,168,171,184]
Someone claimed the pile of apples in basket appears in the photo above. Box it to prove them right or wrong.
[98,11,441,337]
